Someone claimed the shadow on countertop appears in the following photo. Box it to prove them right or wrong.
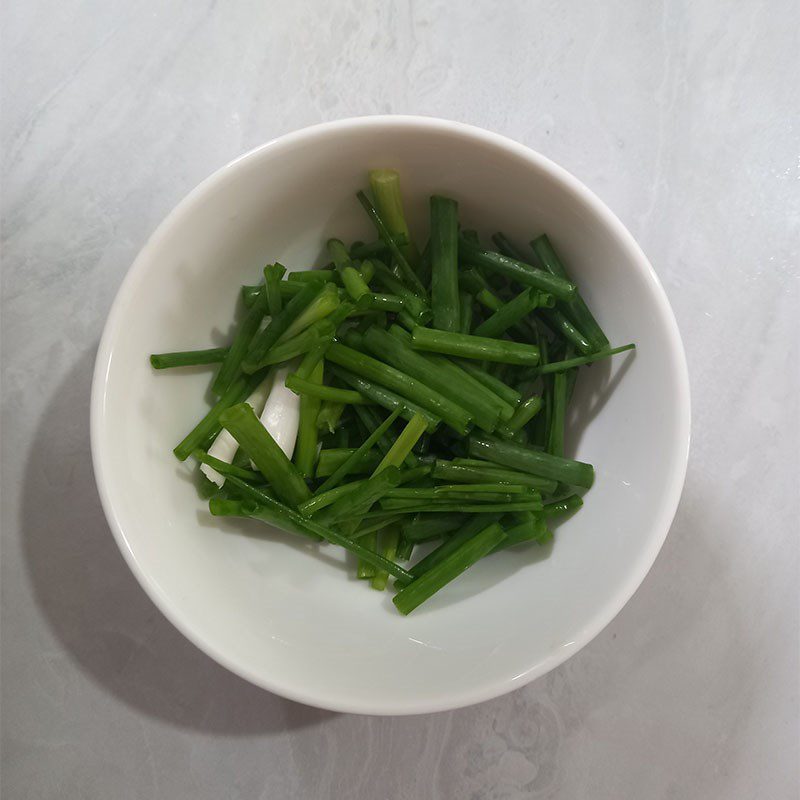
[21,347,335,735]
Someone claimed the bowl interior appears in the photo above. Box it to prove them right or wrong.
[92,118,689,714]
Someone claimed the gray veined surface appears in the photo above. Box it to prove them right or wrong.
[2,0,798,798]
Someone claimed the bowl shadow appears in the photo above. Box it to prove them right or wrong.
[20,347,335,734]
[565,349,636,457]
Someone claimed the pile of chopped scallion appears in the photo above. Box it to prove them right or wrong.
[151,169,635,614]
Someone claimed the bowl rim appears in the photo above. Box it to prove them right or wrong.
[90,114,691,715]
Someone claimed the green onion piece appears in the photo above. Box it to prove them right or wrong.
[278,283,340,342]
[316,407,402,493]
[219,402,311,507]
[285,375,368,405]
[315,448,381,478]
[294,360,323,478]
[411,327,540,366]
[248,321,334,370]
[458,292,473,334]
[264,263,286,317]
[547,370,567,458]
[241,284,262,308]
[393,522,507,614]
[356,191,427,297]
[353,404,402,456]
[401,513,467,543]
[430,195,460,332]
[296,340,330,381]
[371,526,401,591]
[349,236,407,260]
[242,281,322,372]
[173,371,266,461]
[326,342,472,434]
[374,413,428,473]
[468,434,594,489]
[531,343,636,374]
[327,238,371,302]
[432,460,558,494]
[541,308,593,355]
[362,326,500,433]
[543,494,584,516]
[490,232,525,260]
[357,532,378,579]
[191,450,262,483]
[368,169,420,267]
[530,234,610,351]
[333,366,441,431]
[150,347,230,369]
[387,483,530,498]
[379,500,541,513]
[504,395,543,431]
[493,512,551,551]
[395,534,415,561]
[473,288,551,339]
[351,514,407,540]
[211,287,267,395]
[371,260,430,322]
[316,400,346,435]
[354,293,405,314]
[287,269,339,284]
[322,466,402,523]
[458,238,576,301]
[298,479,364,516]
[395,513,503,588]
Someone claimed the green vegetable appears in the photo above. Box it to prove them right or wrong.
[356,191,426,296]
[430,195,460,332]
[530,343,636,374]
[211,287,267,395]
[395,513,503,588]
[326,342,473,434]
[173,371,266,461]
[458,238,576,301]
[242,282,322,373]
[374,413,428,473]
[473,288,552,339]
[458,291,473,334]
[468,434,594,489]
[543,494,584,516]
[362,327,500,433]
[541,308,593,355]
[369,169,420,268]
[490,231,525,260]
[150,347,230,370]
[264,263,286,317]
[393,522,507,614]
[322,466,402,523]
[531,234,609,351]
[191,450,262,482]
[285,374,368,405]
[493,512,551,551]
[401,512,467,541]
[316,407,402,493]
[294,360,323,478]
[219,403,311,507]
[411,327,540,366]
[153,169,637,614]
[333,366,441,431]
[431,460,557,494]
[371,526,400,591]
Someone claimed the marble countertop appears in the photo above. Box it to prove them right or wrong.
[2,1,798,797]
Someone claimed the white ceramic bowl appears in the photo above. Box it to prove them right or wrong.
[91,116,690,715]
